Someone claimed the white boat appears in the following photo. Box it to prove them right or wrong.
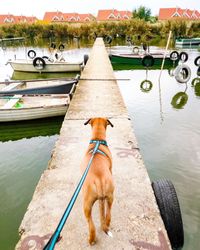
[175,38,200,47]
[0,94,70,122]
[7,58,83,73]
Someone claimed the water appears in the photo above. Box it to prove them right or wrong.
[0,43,200,249]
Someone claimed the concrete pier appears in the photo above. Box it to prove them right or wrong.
[16,38,171,250]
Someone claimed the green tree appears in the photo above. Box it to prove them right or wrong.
[133,6,151,22]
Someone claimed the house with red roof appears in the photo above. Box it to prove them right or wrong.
[158,8,200,20]
[0,14,38,24]
[43,11,95,23]
[97,9,132,21]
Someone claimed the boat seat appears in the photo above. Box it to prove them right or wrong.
[2,82,24,91]
[2,95,23,109]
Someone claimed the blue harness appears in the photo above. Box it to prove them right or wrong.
[89,140,108,157]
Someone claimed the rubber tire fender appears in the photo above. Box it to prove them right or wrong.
[194,56,200,67]
[33,57,46,70]
[58,44,65,51]
[141,55,154,67]
[152,179,184,249]
[174,64,191,83]
[50,42,56,49]
[27,49,36,59]
[42,56,49,60]
[140,80,153,92]
[105,35,112,44]
[171,92,188,109]
[191,77,200,87]
[170,51,179,61]
[84,54,89,66]
[179,52,188,63]
[197,66,200,77]
[132,46,139,54]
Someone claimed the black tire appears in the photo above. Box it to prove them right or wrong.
[105,35,112,44]
[50,42,56,49]
[141,55,154,67]
[170,51,179,61]
[140,80,153,92]
[194,56,200,67]
[194,82,200,97]
[58,44,65,51]
[171,92,188,109]
[179,52,188,63]
[197,66,200,77]
[152,179,184,249]
[142,43,148,51]
[27,49,36,59]
[174,64,191,83]
[84,54,89,66]
[42,56,49,60]
[33,57,46,70]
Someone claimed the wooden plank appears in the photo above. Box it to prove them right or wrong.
[1,82,24,91]
[2,95,22,109]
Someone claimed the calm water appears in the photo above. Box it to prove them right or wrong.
[0,43,200,250]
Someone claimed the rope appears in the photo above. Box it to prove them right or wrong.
[43,141,101,250]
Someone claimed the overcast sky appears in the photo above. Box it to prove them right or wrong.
[0,0,199,19]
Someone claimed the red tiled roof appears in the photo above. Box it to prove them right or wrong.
[97,9,132,21]
[43,11,95,22]
[159,8,200,20]
[0,14,37,24]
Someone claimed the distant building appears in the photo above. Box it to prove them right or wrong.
[158,8,200,20]
[0,14,37,24]
[97,9,132,21]
[43,11,95,23]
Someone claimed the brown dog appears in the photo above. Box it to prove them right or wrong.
[81,117,114,245]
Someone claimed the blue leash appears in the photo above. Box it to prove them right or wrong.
[43,140,101,250]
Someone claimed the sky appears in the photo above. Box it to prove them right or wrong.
[0,0,199,19]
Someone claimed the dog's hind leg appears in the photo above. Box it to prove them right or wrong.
[83,196,96,245]
[105,194,113,228]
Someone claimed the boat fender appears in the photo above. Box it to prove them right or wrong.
[58,44,65,51]
[194,82,200,97]
[140,80,153,92]
[194,56,200,67]
[174,64,191,83]
[50,42,56,49]
[168,68,175,77]
[171,92,188,109]
[191,77,200,87]
[142,43,148,51]
[141,55,154,67]
[170,51,179,61]
[132,46,139,54]
[105,35,112,44]
[179,52,188,63]
[84,54,89,66]
[27,49,36,59]
[33,57,46,70]
[152,179,184,249]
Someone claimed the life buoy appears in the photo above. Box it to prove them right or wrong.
[27,50,36,59]
[132,46,139,54]
[140,80,153,92]
[170,51,179,61]
[179,52,188,63]
[33,57,46,70]
[58,44,65,51]
[174,64,191,83]
[105,35,112,44]
[141,55,154,67]
[171,92,188,109]
[194,56,200,66]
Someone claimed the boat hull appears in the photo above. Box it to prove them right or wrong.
[109,53,176,70]
[9,59,82,73]
[175,38,200,46]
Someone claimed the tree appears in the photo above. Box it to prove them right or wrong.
[133,6,152,22]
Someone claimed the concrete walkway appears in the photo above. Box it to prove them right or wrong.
[16,38,171,250]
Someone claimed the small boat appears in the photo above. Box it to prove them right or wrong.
[0,94,70,122]
[175,38,200,47]
[0,77,79,96]
[109,52,175,69]
[7,58,83,73]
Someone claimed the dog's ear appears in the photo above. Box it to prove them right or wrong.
[107,119,114,127]
[84,119,91,125]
